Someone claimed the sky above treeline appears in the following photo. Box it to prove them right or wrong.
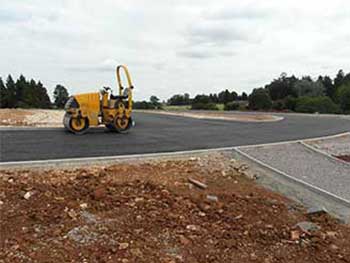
[1,0,349,100]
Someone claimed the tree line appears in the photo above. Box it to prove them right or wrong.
[0,75,69,109]
[249,70,350,114]
[136,69,349,114]
[2,70,350,114]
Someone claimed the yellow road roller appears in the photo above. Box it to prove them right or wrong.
[63,65,134,134]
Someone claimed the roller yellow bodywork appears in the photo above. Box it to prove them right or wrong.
[63,65,134,134]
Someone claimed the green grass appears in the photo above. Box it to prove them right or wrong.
[162,105,191,111]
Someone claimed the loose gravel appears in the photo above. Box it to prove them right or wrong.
[239,142,350,202]
[305,133,350,156]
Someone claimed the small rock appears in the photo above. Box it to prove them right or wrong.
[186,225,198,231]
[80,203,88,209]
[135,197,144,202]
[234,214,243,220]
[93,187,106,200]
[295,221,320,233]
[307,207,328,216]
[67,209,78,220]
[119,242,129,250]
[326,231,337,238]
[290,230,301,240]
[0,200,4,205]
[179,235,191,245]
[198,212,206,217]
[206,195,218,202]
[23,191,33,200]
[330,244,339,250]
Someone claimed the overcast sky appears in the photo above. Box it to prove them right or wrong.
[1,0,349,100]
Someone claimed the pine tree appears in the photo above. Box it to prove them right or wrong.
[0,77,8,108]
[5,75,16,108]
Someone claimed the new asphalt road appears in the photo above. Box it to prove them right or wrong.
[0,112,349,162]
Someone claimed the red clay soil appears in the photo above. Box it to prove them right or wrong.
[335,155,350,162]
[0,154,349,262]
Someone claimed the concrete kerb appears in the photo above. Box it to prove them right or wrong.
[233,147,350,208]
[232,148,350,223]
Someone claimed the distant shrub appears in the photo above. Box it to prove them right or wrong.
[271,100,285,110]
[284,96,297,111]
[224,102,240,111]
[248,88,272,110]
[336,84,350,113]
[191,103,218,110]
[133,101,157,109]
[295,96,340,114]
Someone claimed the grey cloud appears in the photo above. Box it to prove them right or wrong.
[187,25,250,46]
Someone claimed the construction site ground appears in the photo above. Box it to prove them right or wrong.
[1,153,349,262]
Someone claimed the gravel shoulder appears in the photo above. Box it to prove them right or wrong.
[239,142,350,202]
[1,153,349,262]
[305,133,350,160]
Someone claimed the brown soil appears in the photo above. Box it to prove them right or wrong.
[335,155,350,162]
[1,154,349,262]
[0,109,34,126]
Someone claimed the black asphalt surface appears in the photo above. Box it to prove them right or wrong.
[0,112,349,162]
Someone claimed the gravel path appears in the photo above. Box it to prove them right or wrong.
[305,133,350,156]
[239,142,350,202]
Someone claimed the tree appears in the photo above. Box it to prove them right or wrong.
[5,75,16,108]
[167,93,191,105]
[248,88,272,110]
[36,81,51,108]
[265,73,298,100]
[149,95,161,109]
[192,94,211,104]
[0,77,8,108]
[15,75,27,107]
[318,75,336,100]
[53,85,69,108]
[293,78,325,97]
[336,83,350,113]
[241,92,248,101]
[334,70,345,89]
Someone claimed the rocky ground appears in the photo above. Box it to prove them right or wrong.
[0,109,64,127]
[1,153,349,262]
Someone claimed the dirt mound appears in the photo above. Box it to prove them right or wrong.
[0,109,64,127]
[1,154,349,262]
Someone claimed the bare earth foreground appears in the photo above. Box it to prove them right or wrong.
[1,153,349,262]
